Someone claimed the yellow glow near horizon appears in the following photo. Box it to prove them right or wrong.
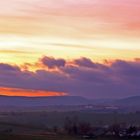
[0,34,140,65]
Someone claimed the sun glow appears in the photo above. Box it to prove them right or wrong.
[0,87,67,97]
[0,34,140,66]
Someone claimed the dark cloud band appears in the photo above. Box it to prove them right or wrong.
[0,56,139,98]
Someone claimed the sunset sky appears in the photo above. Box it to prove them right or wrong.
[0,0,140,98]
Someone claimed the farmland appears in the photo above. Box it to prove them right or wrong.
[0,111,140,139]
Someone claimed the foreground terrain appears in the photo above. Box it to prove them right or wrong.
[0,110,140,140]
[0,134,139,140]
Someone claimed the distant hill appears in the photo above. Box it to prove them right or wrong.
[114,96,140,107]
[0,95,92,106]
[0,95,140,108]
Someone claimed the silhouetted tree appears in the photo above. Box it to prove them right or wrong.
[64,117,73,134]
[78,122,92,135]
[53,126,59,133]
[109,124,121,136]
[126,126,137,135]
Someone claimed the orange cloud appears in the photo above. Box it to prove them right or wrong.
[0,87,67,97]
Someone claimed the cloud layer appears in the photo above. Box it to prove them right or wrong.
[0,56,139,98]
